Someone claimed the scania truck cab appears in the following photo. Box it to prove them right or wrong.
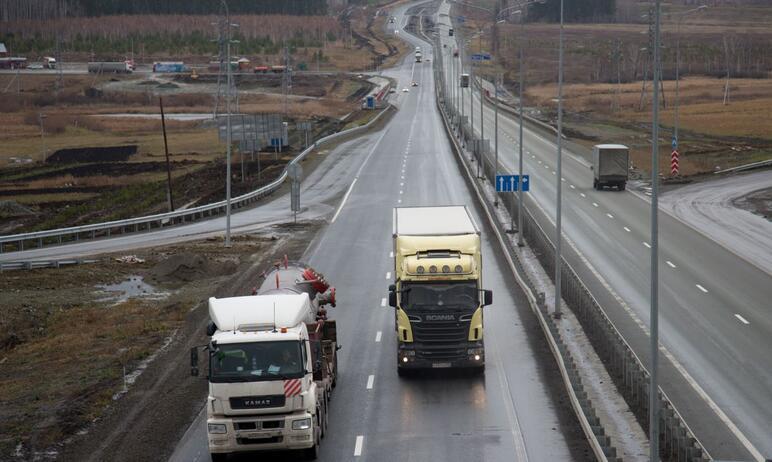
[388,206,492,374]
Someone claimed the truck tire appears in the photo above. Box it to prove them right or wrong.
[619,182,626,191]
[593,179,598,190]
[210,453,228,462]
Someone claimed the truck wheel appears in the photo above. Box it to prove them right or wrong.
[323,396,329,437]
[619,182,626,191]
[593,179,598,190]
[210,453,228,462]
[397,367,408,378]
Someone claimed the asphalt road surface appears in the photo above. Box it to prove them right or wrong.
[168,2,590,462]
[439,2,771,458]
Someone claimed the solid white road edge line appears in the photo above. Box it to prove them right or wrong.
[331,179,357,224]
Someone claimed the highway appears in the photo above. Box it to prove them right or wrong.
[437,2,771,459]
[168,2,590,461]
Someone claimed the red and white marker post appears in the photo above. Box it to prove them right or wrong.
[671,150,679,176]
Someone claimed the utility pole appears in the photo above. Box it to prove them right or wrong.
[554,0,564,319]
[159,97,175,212]
[649,1,662,460]
[38,113,47,163]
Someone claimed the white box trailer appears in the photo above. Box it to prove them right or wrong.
[592,144,629,191]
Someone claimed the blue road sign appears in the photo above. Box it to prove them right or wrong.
[457,15,466,23]
[366,95,375,109]
[471,53,492,61]
[672,137,678,149]
[496,174,530,192]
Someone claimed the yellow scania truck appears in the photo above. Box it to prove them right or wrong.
[387,205,492,374]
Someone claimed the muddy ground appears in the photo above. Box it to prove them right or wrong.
[0,221,323,461]
[734,186,772,220]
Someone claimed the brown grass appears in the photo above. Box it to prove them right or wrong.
[526,77,772,140]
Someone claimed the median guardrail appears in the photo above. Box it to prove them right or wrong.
[0,106,392,254]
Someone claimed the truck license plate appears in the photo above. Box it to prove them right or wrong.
[432,362,451,368]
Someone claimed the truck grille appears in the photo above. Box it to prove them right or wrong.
[412,319,470,360]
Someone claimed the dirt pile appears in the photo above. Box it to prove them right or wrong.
[147,252,237,285]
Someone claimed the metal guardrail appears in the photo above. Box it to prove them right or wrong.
[0,258,99,271]
[0,106,392,254]
[714,158,772,174]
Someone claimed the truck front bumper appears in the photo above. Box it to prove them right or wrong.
[207,411,314,455]
[397,343,485,370]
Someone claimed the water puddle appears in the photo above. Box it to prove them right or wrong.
[95,275,169,304]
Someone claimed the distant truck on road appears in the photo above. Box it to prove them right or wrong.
[388,206,492,375]
[153,61,187,73]
[192,261,338,461]
[415,50,422,63]
[592,144,629,191]
[88,61,133,74]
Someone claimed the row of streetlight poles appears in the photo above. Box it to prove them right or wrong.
[445,1,704,460]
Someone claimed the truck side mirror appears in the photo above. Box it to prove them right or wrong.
[388,291,397,307]
[190,347,199,377]
[483,290,493,307]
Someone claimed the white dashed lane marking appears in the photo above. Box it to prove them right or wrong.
[354,436,364,456]
[380,297,386,307]
[643,242,651,248]
[696,284,709,293]
[624,226,631,233]
[375,331,382,342]
[386,272,391,279]
[666,261,676,268]
[734,314,750,325]
[366,375,375,389]
[606,213,614,219]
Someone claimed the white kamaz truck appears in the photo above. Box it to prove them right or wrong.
[191,260,338,461]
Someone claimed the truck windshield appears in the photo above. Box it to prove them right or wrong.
[401,281,478,312]
[210,341,304,383]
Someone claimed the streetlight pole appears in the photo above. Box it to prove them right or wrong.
[222,0,233,248]
[554,0,564,318]
[479,29,484,179]
[494,72,499,204]
[649,0,662,459]
[517,11,525,245]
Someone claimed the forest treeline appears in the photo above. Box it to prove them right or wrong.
[0,0,329,20]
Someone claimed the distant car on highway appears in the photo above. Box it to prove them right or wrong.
[411,81,418,87]
[27,63,44,70]
[402,88,409,92]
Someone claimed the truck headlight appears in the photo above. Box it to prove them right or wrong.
[208,423,227,434]
[292,418,312,430]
